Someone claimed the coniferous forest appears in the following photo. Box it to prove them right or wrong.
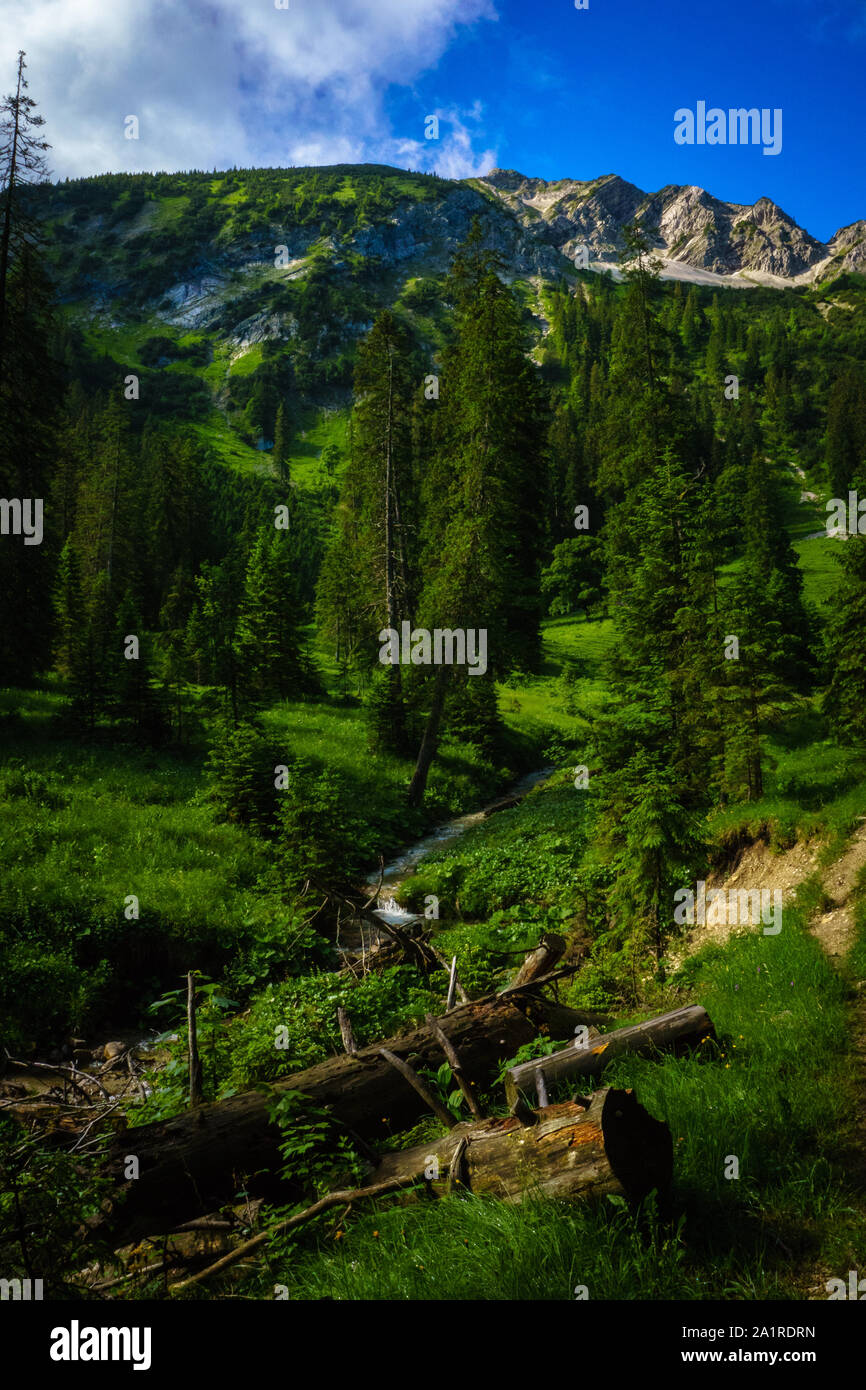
[1,20,866,1346]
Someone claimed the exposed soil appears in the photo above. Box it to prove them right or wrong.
[809,822,866,958]
[667,836,821,969]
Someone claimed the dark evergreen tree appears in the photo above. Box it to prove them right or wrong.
[0,51,49,390]
[824,368,866,498]
[52,535,84,679]
[740,449,815,691]
[408,220,549,798]
[824,464,866,743]
[0,55,56,682]
[234,528,313,703]
[605,754,704,971]
[273,401,291,483]
[112,594,166,741]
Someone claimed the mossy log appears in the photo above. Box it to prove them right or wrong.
[371,1087,673,1205]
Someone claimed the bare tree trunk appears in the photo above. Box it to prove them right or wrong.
[337,1007,357,1055]
[408,664,449,806]
[508,933,566,988]
[391,460,411,623]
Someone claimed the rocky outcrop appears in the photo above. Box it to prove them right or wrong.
[827,220,866,274]
[477,168,851,284]
[348,183,568,280]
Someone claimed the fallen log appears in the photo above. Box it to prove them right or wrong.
[504,1004,715,1107]
[169,1086,672,1293]
[371,1087,672,1205]
[102,992,601,1242]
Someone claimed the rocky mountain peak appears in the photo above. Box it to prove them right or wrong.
[476,169,851,286]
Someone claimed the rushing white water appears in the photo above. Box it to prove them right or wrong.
[374,895,422,926]
[364,766,555,916]
[336,767,553,962]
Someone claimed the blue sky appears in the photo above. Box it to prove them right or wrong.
[386,0,865,240]
[2,0,863,241]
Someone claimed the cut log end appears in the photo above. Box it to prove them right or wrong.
[599,1087,673,1203]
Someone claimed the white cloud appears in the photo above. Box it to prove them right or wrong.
[390,106,497,179]
[0,0,498,178]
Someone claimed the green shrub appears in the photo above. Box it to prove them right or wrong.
[225,966,439,1087]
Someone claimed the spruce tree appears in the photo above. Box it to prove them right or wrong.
[273,400,291,483]
[315,310,417,746]
[679,286,702,355]
[113,593,165,741]
[418,219,547,676]
[0,51,50,391]
[68,570,114,731]
[0,55,56,683]
[408,220,548,798]
[52,536,85,680]
[716,569,789,802]
[606,755,703,971]
[824,368,866,498]
[185,559,241,718]
[599,447,719,806]
[823,468,866,743]
[234,529,312,704]
[740,449,814,691]
[316,310,416,650]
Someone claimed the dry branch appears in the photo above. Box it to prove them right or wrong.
[168,1175,421,1294]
